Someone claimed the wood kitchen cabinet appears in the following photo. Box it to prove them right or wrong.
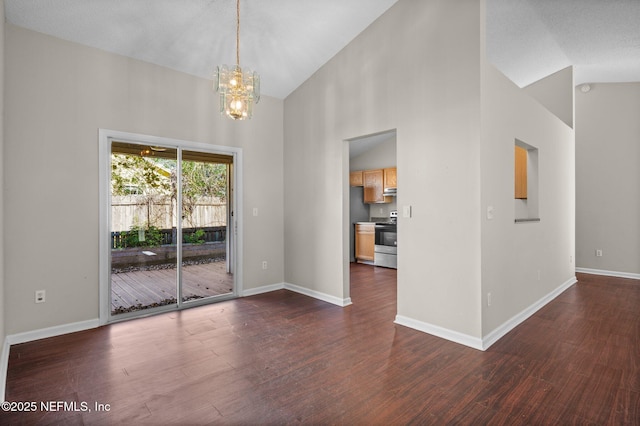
[383,167,397,190]
[515,146,527,199]
[363,169,391,203]
[350,171,364,186]
[355,223,375,262]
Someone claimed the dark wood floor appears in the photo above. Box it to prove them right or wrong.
[4,265,639,424]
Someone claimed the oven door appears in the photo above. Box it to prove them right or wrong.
[374,224,397,268]
[375,224,397,248]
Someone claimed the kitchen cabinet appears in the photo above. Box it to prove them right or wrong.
[383,167,397,190]
[350,171,364,186]
[355,223,375,262]
[363,169,391,203]
[515,146,527,199]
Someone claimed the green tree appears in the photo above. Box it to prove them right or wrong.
[181,161,227,202]
[181,161,227,228]
[111,154,172,196]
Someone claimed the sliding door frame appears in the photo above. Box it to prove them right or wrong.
[98,129,244,325]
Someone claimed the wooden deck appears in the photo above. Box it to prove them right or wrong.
[111,260,233,314]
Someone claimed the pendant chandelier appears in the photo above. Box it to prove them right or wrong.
[214,0,260,120]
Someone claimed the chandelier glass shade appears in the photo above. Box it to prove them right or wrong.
[214,64,260,120]
[213,0,260,120]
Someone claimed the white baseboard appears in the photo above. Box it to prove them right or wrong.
[394,315,484,350]
[395,276,578,352]
[242,282,352,307]
[575,267,640,281]
[481,276,577,350]
[241,282,285,297]
[0,337,10,402]
[6,319,100,346]
[284,283,352,307]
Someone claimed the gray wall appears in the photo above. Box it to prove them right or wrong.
[524,66,574,129]
[575,83,640,276]
[284,0,575,344]
[4,24,285,335]
[349,187,369,262]
[480,64,575,335]
[284,0,484,337]
[0,0,6,367]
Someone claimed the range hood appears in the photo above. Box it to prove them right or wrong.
[383,187,397,196]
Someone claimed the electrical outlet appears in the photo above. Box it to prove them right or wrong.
[596,249,603,257]
[35,290,46,304]
[253,208,258,217]
[262,261,268,270]
[487,206,494,220]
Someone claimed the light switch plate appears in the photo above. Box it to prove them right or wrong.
[403,205,412,218]
[487,206,494,220]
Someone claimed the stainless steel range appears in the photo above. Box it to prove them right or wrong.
[374,211,397,269]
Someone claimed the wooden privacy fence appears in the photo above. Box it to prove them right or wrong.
[111,226,226,249]
[111,195,227,232]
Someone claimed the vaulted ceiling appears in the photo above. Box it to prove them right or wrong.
[5,0,640,99]
[487,0,640,88]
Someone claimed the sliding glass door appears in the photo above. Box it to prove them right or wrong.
[108,142,233,320]
[180,150,234,304]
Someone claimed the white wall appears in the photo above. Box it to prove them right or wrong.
[284,0,575,345]
[284,0,483,338]
[0,0,6,352]
[4,25,284,335]
[524,66,574,129]
[480,63,576,336]
[575,83,640,276]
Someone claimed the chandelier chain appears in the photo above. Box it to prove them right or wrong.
[236,0,240,66]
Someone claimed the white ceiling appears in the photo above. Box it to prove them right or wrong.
[4,0,399,99]
[487,0,640,88]
[4,0,640,99]
[349,130,396,159]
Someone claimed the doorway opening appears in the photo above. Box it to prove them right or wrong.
[346,129,397,301]
[99,130,242,323]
